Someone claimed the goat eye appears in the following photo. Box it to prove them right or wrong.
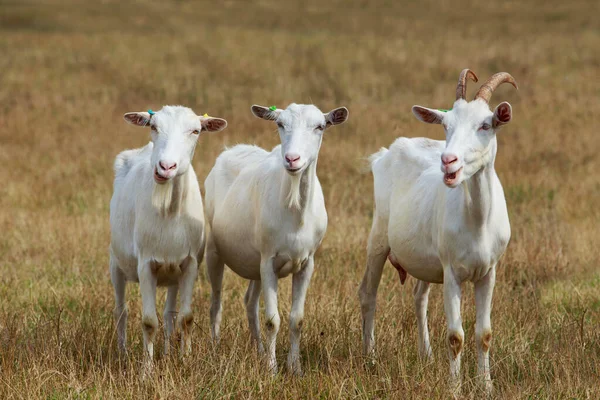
[480,123,491,131]
[150,124,157,131]
[277,122,284,129]
[316,125,325,131]
[191,129,200,135]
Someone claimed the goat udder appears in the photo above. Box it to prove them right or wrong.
[388,253,408,285]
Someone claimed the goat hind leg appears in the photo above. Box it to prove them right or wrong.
[177,256,198,356]
[110,255,128,354]
[206,235,224,344]
[414,280,432,359]
[358,217,389,356]
[138,260,158,369]
[163,285,178,355]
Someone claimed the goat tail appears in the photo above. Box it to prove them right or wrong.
[114,152,133,180]
[367,147,389,171]
[114,145,148,180]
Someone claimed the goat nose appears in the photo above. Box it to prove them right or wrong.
[441,154,458,166]
[159,161,177,171]
[285,153,301,163]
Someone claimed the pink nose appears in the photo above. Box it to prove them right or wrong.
[159,161,177,171]
[441,153,458,166]
[285,153,301,165]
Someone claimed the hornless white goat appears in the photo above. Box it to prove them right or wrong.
[109,106,227,365]
[359,70,517,394]
[204,103,349,375]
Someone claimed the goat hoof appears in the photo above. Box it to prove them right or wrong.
[287,357,303,376]
[267,358,278,376]
[364,356,377,370]
[481,379,493,396]
[140,360,154,381]
[449,379,462,399]
[418,347,433,361]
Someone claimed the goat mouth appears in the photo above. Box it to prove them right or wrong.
[285,166,303,175]
[154,167,169,184]
[444,167,463,186]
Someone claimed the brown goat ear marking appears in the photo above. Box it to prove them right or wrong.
[422,112,440,124]
[326,107,349,126]
[497,107,511,123]
[493,102,512,128]
[251,105,278,121]
[124,112,150,127]
[412,106,443,124]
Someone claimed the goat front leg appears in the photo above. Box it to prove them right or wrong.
[414,280,432,359]
[287,256,315,376]
[443,265,464,396]
[260,256,280,375]
[358,216,389,356]
[138,260,158,371]
[244,280,264,354]
[475,265,496,395]
[178,256,198,356]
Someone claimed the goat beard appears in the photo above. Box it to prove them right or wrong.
[152,179,178,217]
[286,173,302,210]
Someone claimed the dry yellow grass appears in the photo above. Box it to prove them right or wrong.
[0,0,599,398]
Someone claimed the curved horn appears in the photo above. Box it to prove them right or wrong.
[456,69,478,101]
[474,72,518,103]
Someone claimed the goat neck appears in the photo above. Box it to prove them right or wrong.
[460,139,498,227]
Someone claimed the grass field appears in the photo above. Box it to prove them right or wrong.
[1,0,599,398]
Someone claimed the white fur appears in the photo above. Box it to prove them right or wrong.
[204,103,348,375]
[109,105,227,366]
[359,97,514,394]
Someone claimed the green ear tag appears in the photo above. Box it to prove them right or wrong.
[438,108,451,112]
[269,106,277,111]
[148,109,155,115]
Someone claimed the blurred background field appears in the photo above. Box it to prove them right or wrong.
[0,0,599,398]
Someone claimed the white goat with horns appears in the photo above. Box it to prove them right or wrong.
[204,103,349,375]
[109,106,227,367]
[359,70,517,394]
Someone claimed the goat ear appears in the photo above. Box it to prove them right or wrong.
[251,105,280,121]
[492,102,512,128]
[123,112,152,127]
[412,106,444,124]
[200,117,228,133]
[325,107,349,127]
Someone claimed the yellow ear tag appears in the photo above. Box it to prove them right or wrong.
[203,113,209,118]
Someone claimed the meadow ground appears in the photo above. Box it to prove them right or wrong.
[0,0,599,398]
